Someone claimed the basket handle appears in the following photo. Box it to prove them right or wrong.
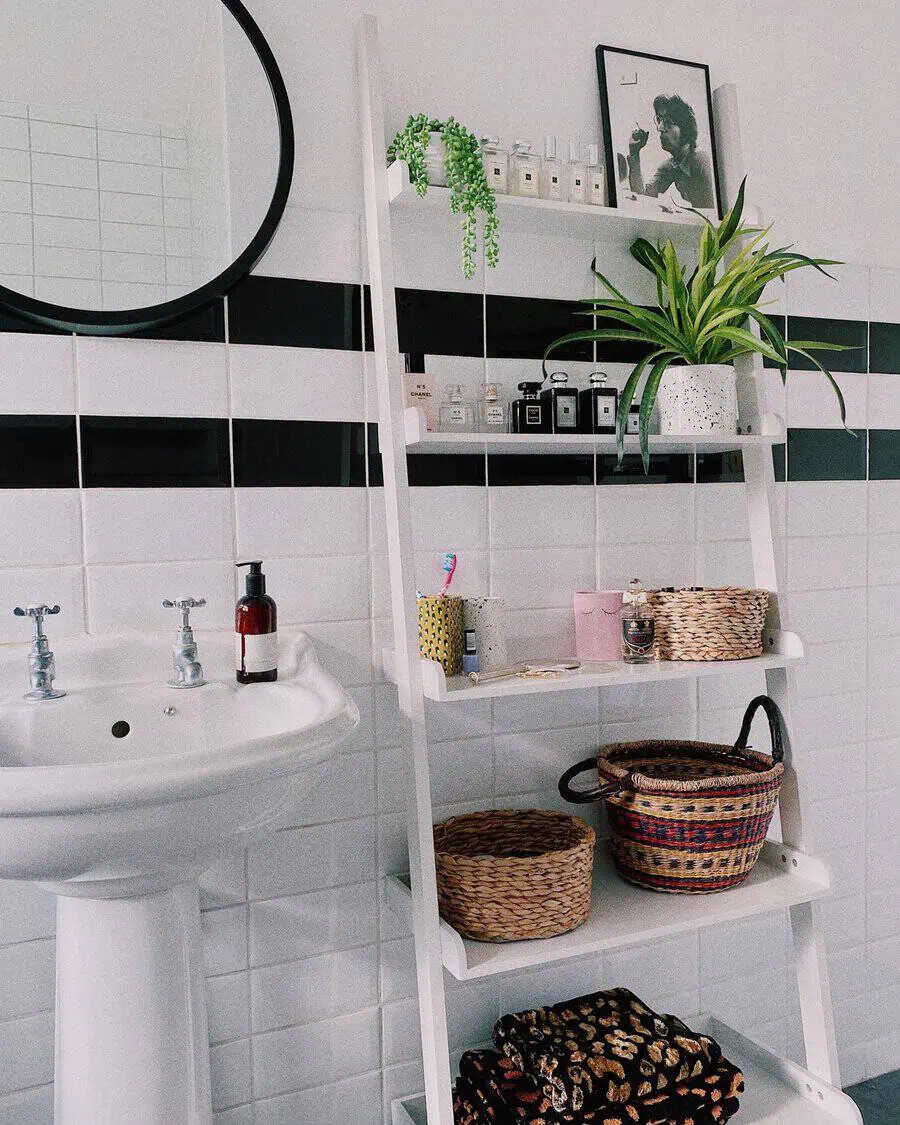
[733,695,785,764]
[558,758,628,804]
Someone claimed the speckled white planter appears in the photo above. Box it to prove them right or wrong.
[424,133,448,186]
[657,364,738,435]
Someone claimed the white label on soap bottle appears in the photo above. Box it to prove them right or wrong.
[236,632,278,674]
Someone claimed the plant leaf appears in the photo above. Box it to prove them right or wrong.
[717,176,747,247]
[590,258,627,301]
[638,355,674,473]
[704,326,785,365]
[615,350,670,463]
[787,346,851,430]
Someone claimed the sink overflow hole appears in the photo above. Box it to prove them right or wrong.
[111,720,131,739]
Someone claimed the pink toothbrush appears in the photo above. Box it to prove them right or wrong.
[440,552,457,596]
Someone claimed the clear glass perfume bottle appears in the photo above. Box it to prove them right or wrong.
[567,138,587,204]
[438,383,474,432]
[621,579,656,664]
[540,135,564,201]
[579,371,618,434]
[587,143,606,206]
[477,381,507,433]
[540,371,580,432]
[509,142,540,198]
[481,136,508,194]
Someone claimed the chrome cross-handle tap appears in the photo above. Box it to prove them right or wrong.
[162,596,208,689]
[13,604,66,701]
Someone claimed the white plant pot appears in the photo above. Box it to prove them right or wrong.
[423,132,448,186]
[656,364,738,435]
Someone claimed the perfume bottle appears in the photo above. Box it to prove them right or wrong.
[509,142,540,198]
[540,135,564,201]
[587,143,606,206]
[579,371,618,434]
[462,629,480,674]
[511,381,551,433]
[621,579,656,665]
[541,371,580,433]
[477,381,507,433]
[438,383,474,432]
[481,136,508,194]
[567,139,587,204]
[626,405,641,435]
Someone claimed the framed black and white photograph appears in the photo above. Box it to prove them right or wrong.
[596,45,722,220]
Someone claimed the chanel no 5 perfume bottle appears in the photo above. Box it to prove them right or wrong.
[438,383,474,433]
[541,371,580,433]
[477,381,507,433]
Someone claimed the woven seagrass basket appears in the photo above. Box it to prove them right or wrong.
[433,809,595,942]
[559,696,784,894]
[649,587,770,661]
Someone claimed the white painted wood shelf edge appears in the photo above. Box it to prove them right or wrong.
[386,160,762,240]
[385,840,830,982]
[390,1014,863,1125]
[404,407,786,453]
[382,632,805,701]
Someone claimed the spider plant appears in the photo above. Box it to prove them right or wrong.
[543,177,853,471]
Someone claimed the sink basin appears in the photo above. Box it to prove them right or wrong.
[0,629,359,1124]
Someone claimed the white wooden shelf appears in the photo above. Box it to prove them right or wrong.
[387,160,720,242]
[386,840,830,982]
[405,408,785,455]
[383,632,805,702]
[391,1015,863,1125]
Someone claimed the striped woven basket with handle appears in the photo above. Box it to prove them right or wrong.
[558,696,785,894]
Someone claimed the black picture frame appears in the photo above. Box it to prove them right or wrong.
[0,0,295,336]
[595,44,723,219]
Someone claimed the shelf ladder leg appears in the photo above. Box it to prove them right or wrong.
[358,15,455,1123]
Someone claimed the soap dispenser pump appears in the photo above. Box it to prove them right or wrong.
[235,561,277,683]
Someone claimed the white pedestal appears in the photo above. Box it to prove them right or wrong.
[54,884,212,1125]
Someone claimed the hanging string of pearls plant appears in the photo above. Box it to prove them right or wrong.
[387,114,499,280]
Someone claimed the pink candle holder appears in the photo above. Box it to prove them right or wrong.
[574,591,623,662]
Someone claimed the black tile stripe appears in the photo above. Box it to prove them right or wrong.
[397,289,483,357]
[0,416,78,487]
[597,452,693,485]
[233,420,367,487]
[366,424,485,486]
[787,317,868,373]
[80,417,230,488]
[869,430,900,480]
[869,322,900,375]
[130,300,225,343]
[228,276,363,350]
[486,295,592,362]
[488,454,594,486]
[786,428,867,481]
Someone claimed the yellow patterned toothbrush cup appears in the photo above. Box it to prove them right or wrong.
[417,596,464,676]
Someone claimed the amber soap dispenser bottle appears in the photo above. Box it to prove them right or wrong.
[235,561,277,683]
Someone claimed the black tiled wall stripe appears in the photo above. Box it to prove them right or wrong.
[81,418,231,488]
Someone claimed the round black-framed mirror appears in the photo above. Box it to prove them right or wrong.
[0,0,293,336]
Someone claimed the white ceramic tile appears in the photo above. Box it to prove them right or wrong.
[0,274,32,295]
[260,554,369,624]
[35,276,101,306]
[785,371,866,430]
[701,967,788,1030]
[97,129,161,165]
[783,587,867,643]
[165,257,194,286]
[869,534,900,586]
[201,905,248,977]
[868,376,900,425]
[211,1038,251,1112]
[30,104,94,129]
[494,724,600,795]
[787,480,868,538]
[867,789,900,841]
[289,749,375,828]
[161,137,188,168]
[379,938,416,1005]
[0,212,32,243]
[164,227,192,257]
[28,120,96,159]
[411,549,488,599]
[596,541,695,589]
[164,196,191,227]
[489,486,594,549]
[255,1008,381,1100]
[490,546,594,609]
[0,882,55,945]
[34,244,100,280]
[493,687,599,733]
[200,851,247,910]
[795,640,867,699]
[95,114,159,137]
[248,821,376,900]
[253,1070,383,1125]
[101,280,166,308]
[869,268,900,323]
[785,535,867,591]
[213,1106,253,1125]
[249,883,378,966]
[868,737,900,789]
[98,160,163,196]
[254,206,361,284]
[0,181,31,214]
[391,218,484,294]
[0,490,81,567]
[31,152,97,191]
[604,933,699,1000]
[0,566,85,643]
[99,249,165,285]
[235,488,367,559]
[0,333,75,416]
[792,690,866,752]
[407,487,488,551]
[695,538,755,587]
[206,972,251,1046]
[695,483,750,541]
[76,337,228,416]
[0,115,29,149]
[786,263,869,320]
[0,1012,54,1095]
[0,939,55,1022]
[229,344,364,422]
[97,221,164,256]
[378,737,493,812]
[0,1084,54,1125]
[32,214,100,250]
[251,946,378,1033]
[0,147,30,182]
[0,242,32,276]
[31,182,97,220]
[99,191,163,226]
[85,560,234,633]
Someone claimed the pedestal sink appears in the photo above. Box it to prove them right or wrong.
[0,630,359,1124]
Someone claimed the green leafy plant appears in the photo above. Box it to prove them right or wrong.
[543,178,853,471]
[387,114,499,280]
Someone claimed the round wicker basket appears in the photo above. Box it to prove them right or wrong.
[433,809,595,943]
[649,587,769,661]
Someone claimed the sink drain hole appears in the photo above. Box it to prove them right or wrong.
[111,720,130,738]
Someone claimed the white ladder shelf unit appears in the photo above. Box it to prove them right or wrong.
[357,15,862,1125]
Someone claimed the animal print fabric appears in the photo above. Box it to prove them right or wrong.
[452,989,743,1124]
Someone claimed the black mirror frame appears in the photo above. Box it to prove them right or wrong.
[0,0,294,336]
